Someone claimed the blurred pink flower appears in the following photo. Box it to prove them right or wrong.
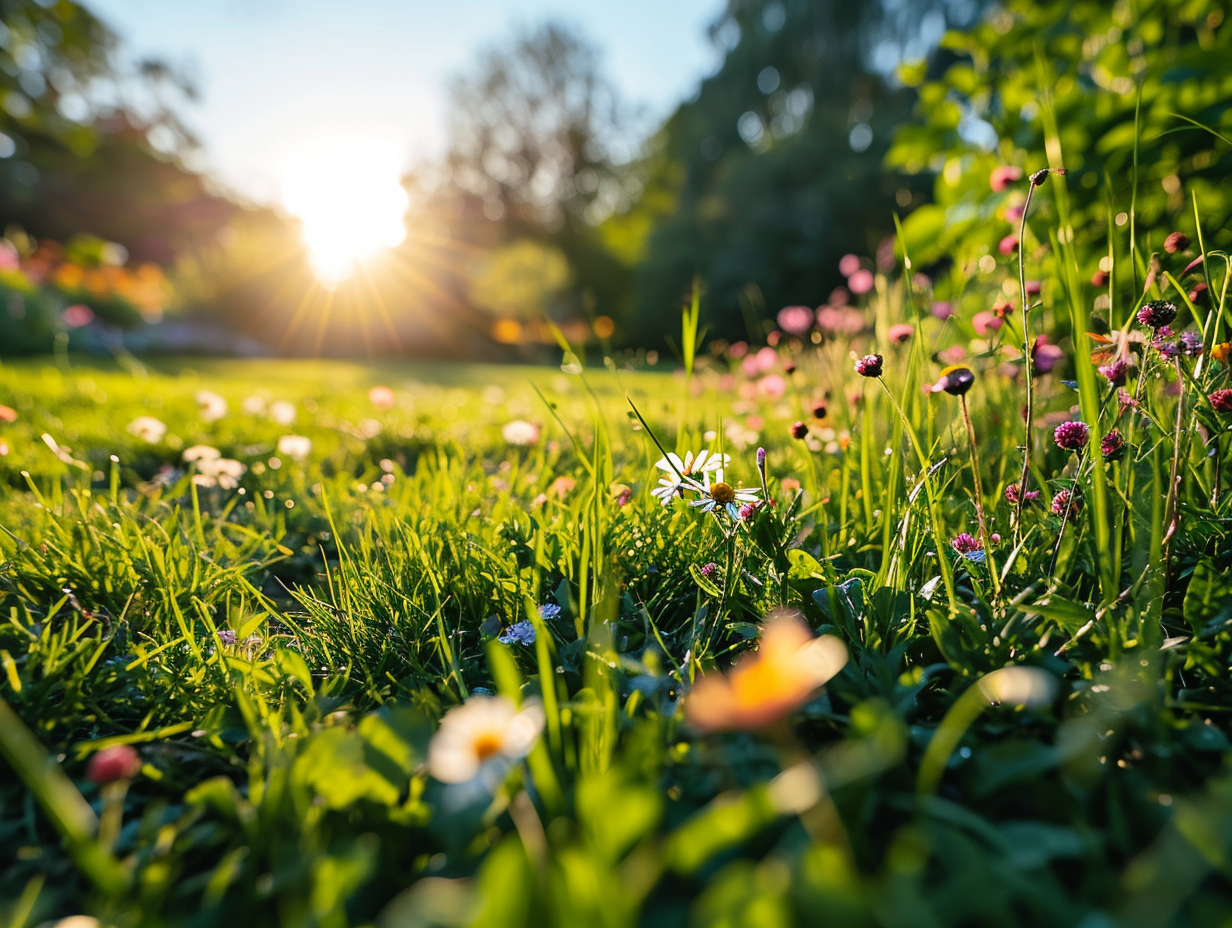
[742,355,761,378]
[972,312,1002,336]
[939,345,967,365]
[368,385,395,408]
[755,346,778,372]
[931,302,954,320]
[60,304,94,328]
[728,341,749,359]
[998,235,1019,256]
[718,374,736,392]
[847,269,874,295]
[758,374,787,398]
[1005,200,1025,223]
[1025,280,1042,297]
[990,165,1023,192]
[815,305,864,335]
[1032,335,1064,374]
[828,286,849,306]
[889,323,914,344]
[839,253,862,277]
[0,241,18,271]
[745,414,765,430]
[776,305,814,336]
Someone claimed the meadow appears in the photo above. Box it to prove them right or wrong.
[2,193,1232,928]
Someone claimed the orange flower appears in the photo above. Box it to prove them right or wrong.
[1212,342,1231,364]
[685,612,847,733]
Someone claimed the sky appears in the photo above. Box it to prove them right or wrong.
[85,0,724,208]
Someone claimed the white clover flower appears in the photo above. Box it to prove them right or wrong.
[427,696,545,784]
[277,434,312,461]
[241,394,267,416]
[127,416,167,443]
[501,419,540,446]
[182,444,221,464]
[195,389,228,423]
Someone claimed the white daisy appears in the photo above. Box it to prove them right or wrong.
[651,449,729,506]
[689,467,761,519]
[427,695,545,784]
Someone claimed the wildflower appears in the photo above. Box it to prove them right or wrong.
[854,354,883,378]
[931,301,955,320]
[269,401,297,425]
[1210,389,1232,413]
[1098,357,1129,386]
[501,419,540,446]
[930,365,975,396]
[1091,269,1109,287]
[498,620,536,646]
[951,533,981,555]
[86,745,141,784]
[998,234,1019,256]
[539,603,561,620]
[1030,167,1063,186]
[269,436,309,464]
[1117,389,1139,414]
[611,483,633,507]
[847,269,874,295]
[776,305,814,335]
[0,404,15,423]
[889,323,914,343]
[758,374,787,397]
[839,253,862,277]
[547,475,575,498]
[1164,231,1190,254]
[193,455,246,490]
[972,311,1002,336]
[1101,429,1126,461]
[993,300,1013,319]
[368,385,396,408]
[218,629,238,645]
[811,400,829,418]
[1051,489,1079,516]
[1189,282,1208,305]
[651,449,728,505]
[1137,300,1177,330]
[1004,483,1040,504]
[127,416,167,443]
[61,304,94,328]
[1153,336,1180,360]
[990,165,1022,192]
[791,421,808,440]
[700,562,718,579]
[1032,336,1064,374]
[685,611,848,733]
[1024,280,1042,297]
[427,696,545,784]
[1053,421,1089,452]
[1180,331,1203,357]
[690,467,761,519]
[1211,343,1231,364]
[183,444,221,464]
[195,389,228,422]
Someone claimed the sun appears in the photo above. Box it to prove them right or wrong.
[278,133,409,287]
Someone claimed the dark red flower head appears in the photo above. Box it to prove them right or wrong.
[1164,231,1190,254]
[1091,269,1109,287]
[1005,483,1040,504]
[931,365,975,396]
[87,745,141,785]
[1101,429,1126,461]
[1210,389,1232,413]
[1137,300,1177,330]
[854,354,883,378]
[791,421,809,440]
[950,533,982,554]
[1051,489,1079,516]
[1054,420,1090,452]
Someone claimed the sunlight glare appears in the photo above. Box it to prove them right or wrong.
[279,135,409,287]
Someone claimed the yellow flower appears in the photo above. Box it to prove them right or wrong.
[1211,342,1231,363]
[685,612,847,733]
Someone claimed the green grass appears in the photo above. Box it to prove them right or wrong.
[2,222,1232,928]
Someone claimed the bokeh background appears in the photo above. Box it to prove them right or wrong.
[0,0,1226,359]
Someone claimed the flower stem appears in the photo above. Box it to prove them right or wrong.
[959,394,999,595]
[1013,181,1039,542]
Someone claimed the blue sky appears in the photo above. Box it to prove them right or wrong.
[86,0,723,206]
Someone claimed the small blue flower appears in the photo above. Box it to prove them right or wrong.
[498,620,537,646]
[960,550,987,565]
[538,603,562,620]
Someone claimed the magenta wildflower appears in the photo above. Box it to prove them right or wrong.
[738,502,758,520]
[1210,389,1232,413]
[791,421,809,440]
[1101,429,1126,461]
[889,323,914,344]
[1137,300,1177,330]
[776,305,815,336]
[1180,331,1203,357]
[998,234,1019,256]
[854,354,883,378]
[1054,421,1090,452]
[700,562,718,579]
[1098,357,1129,386]
[1117,389,1139,415]
[87,745,141,784]
[1164,231,1190,254]
[1032,335,1064,374]
[1051,489,1079,516]
[1004,484,1040,504]
[951,533,982,554]
[990,165,1023,192]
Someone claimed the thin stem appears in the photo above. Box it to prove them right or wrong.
[960,394,999,595]
[1013,182,1039,542]
[1162,357,1187,565]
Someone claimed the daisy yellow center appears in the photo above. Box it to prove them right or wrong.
[710,482,736,505]
[472,730,504,762]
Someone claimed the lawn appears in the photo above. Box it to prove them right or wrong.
[2,292,1231,928]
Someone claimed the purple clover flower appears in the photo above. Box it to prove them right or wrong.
[1137,300,1177,330]
[1101,429,1127,461]
[854,354,883,378]
[1053,421,1090,452]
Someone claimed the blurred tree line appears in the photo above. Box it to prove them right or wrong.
[1,0,1225,356]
